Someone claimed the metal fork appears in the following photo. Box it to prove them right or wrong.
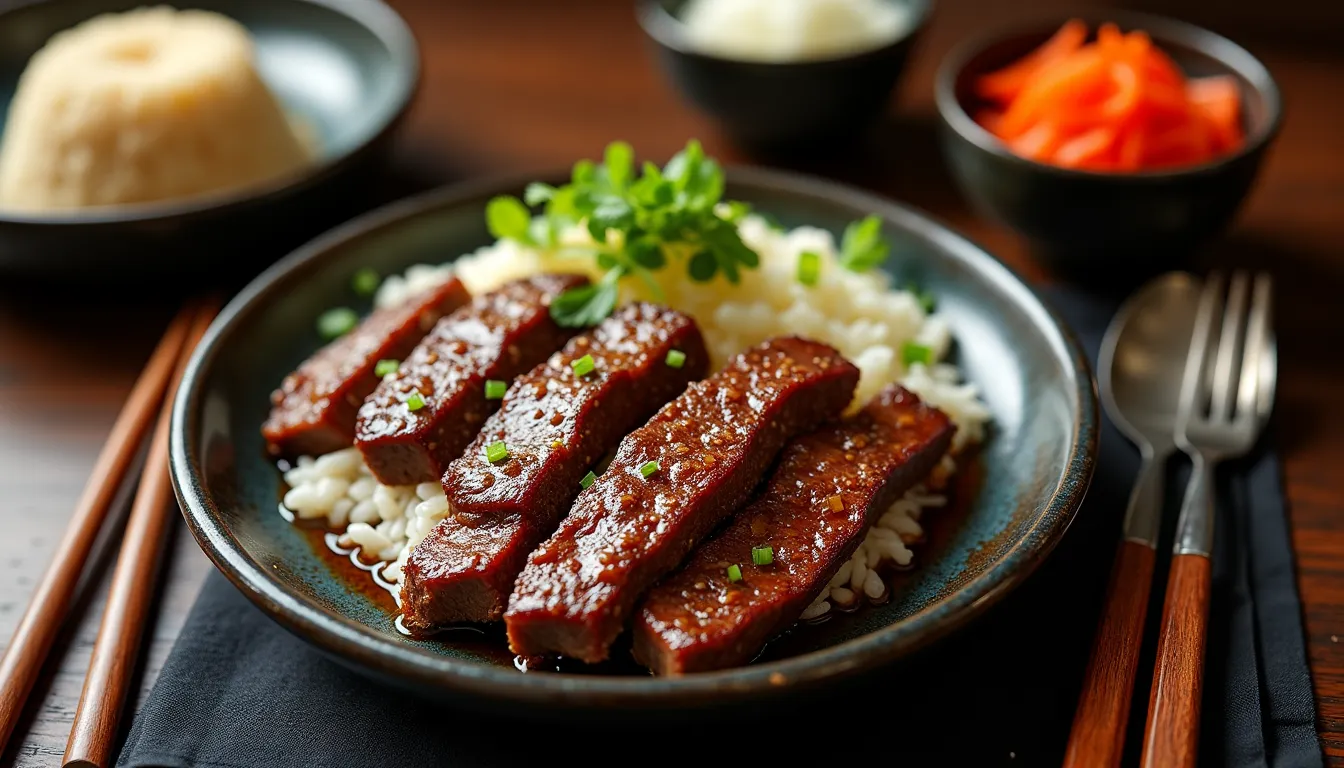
[1141,270,1276,768]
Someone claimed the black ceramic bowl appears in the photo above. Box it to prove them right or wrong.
[638,0,931,150]
[0,0,418,282]
[935,11,1281,282]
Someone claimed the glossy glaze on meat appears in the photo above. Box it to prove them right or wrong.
[354,275,585,486]
[632,386,954,675]
[504,336,860,663]
[261,278,470,458]
[399,304,709,631]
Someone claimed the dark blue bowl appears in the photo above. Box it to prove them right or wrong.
[934,11,1282,287]
[0,0,418,281]
[638,0,932,150]
[171,166,1097,713]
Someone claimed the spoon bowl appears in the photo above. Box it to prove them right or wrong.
[1068,270,1279,765]
[1064,271,1205,765]
[1100,272,1204,453]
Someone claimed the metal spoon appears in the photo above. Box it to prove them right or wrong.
[1142,271,1276,768]
[1063,272,1202,768]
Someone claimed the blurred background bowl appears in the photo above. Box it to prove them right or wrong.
[637,0,932,152]
[934,10,1281,285]
[0,0,418,284]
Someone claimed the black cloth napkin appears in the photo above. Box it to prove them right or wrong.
[119,287,1322,768]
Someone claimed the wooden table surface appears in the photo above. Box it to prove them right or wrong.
[1,0,1340,765]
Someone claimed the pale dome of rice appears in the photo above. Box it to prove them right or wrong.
[0,6,314,212]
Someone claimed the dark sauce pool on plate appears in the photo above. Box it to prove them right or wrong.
[291,454,983,675]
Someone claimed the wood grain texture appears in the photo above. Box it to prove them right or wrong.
[62,305,215,768]
[1143,554,1214,768]
[0,300,210,768]
[1064,540,1158,768]
[0,0,1341,765]
[0,308,191,756]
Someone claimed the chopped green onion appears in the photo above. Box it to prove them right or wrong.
[751,546,773,566]
[405,391,426,412]
[797,250,821,287]
[317,307,358,340]
[901,341,934,367]
[639,460,660,478]
[665,349,686,369]
[374,359,399,377]
[484,379,507,400]
[485,441,509,463]
[351,268,381,297]
[571,354,596,377]
[580,470,597,489]
[727,564,743,583]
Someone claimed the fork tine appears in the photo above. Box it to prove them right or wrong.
[1237,273,1274,421]
[1210,271,1250,422]
[1178,272,1224,426]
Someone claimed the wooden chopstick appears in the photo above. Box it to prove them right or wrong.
[0,305,197,754]
[1063,539,1159,768]
[61,300,218,768]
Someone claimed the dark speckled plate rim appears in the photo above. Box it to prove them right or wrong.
[0,0,419,227]
[169,166,1099,708]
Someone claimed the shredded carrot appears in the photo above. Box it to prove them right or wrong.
[1187,75,1245,152]
[974,19,1087,103]
[1007,120,1062,161]
[1055,127,1118,169]
[974,20,1245,171]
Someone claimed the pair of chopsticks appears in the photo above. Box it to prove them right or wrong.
[0,301,217,768]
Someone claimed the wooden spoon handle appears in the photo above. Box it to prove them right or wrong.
[1141,553,1212,768]
[1062,539,1157,768]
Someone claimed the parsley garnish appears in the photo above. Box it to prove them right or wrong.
[839,214,890,272]
[485,196,535,246]
[486,140,892,327]
[547,270,622,329]
[486,140,762,327]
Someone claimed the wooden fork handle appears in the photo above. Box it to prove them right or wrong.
[1142,553,1212,768]
[1062,539,1157,768]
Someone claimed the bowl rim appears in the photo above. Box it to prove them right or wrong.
[170,165,1098,708]
[635,0,933,66]
[934,9,1284,182]
[0,0,419,227]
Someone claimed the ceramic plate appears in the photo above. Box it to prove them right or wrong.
[170,168,1098,712]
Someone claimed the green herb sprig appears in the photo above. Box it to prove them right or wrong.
[485,140,903,328]
[485,140,761,327]
[838,215,890,272]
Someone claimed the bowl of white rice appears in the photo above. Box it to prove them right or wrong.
[170,165,1097,712]
[0,0,418,280]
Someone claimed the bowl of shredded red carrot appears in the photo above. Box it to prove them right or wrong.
[935,13,1281,278]
[974,19,1246,172]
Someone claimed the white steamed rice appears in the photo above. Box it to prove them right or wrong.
[0,7,313,211]
[282,214,992,618]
